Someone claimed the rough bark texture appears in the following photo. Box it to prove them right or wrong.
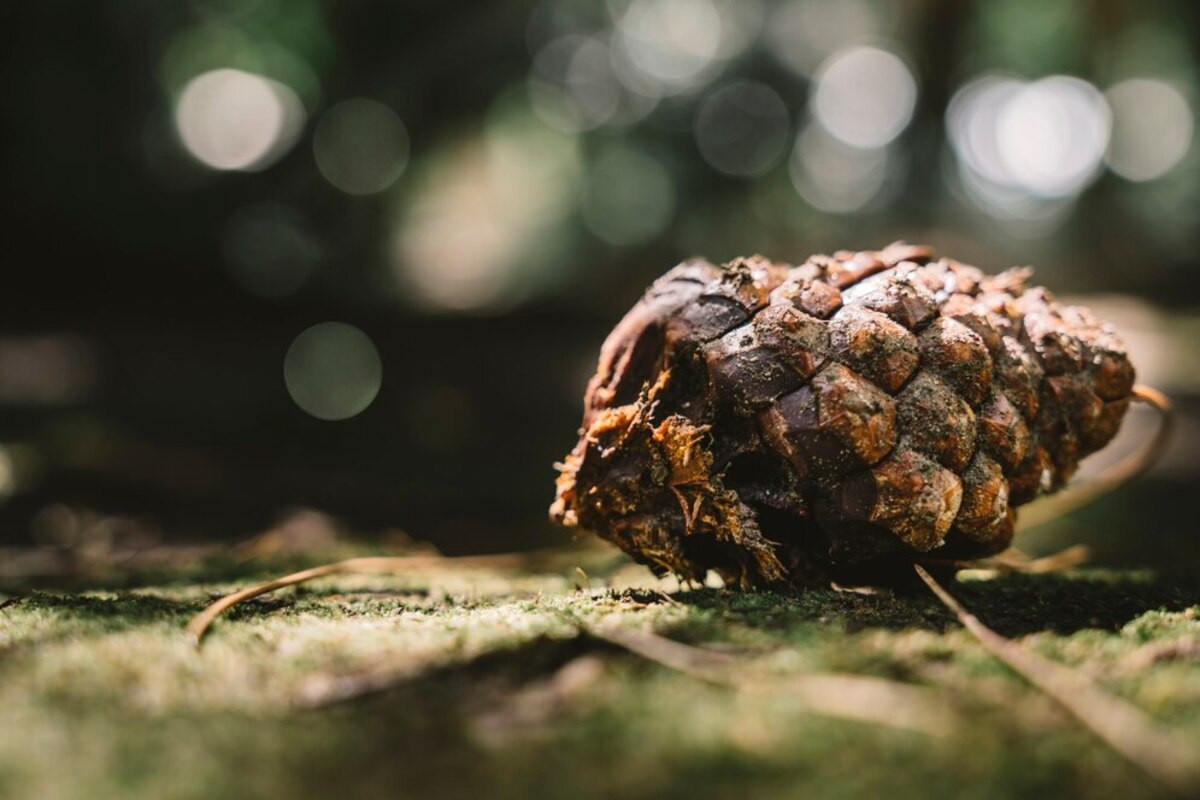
[550,243,1136,588]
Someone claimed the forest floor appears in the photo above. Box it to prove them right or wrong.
[2,537,1199,800]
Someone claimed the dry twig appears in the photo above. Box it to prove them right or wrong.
[590,623,958,737]
[915,564,1200,798]
[186,552,540,644]
[917,544,1092,576]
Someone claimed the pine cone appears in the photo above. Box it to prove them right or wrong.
[550,243,1136,588]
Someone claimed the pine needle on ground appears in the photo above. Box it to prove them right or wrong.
[915,564,1200,798]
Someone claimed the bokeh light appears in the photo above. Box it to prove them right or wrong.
[790,123,892,213]
[709,0,766,60]
[525,0,609,52]
[947,74,1111,220]
[581,145,675,245]
[0,335,97,406]
[611,0,723,97]
[946,76,1023,187]
[694,80,790,177]
[159,23,322,111]
[173,68,305,171]
[283,322,382,421]
[392,93,580,312]
[765,0,880,78]
[811,45,916,150]
[529,35,628,132]
[313,98,410,195]
[0,444,15,502]
[1104,79,1194,182]
[222,203,320,298]
[995,77,1110,197]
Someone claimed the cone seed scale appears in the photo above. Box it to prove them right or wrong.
[550,243,1136,588]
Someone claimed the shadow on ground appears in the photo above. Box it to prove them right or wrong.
[657,571,1200,638]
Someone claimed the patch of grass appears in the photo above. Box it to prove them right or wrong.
[0,558,1197,800]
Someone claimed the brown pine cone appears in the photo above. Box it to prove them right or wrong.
[550,243,1136,588]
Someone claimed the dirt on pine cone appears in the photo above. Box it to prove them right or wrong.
[550,243,1136,589]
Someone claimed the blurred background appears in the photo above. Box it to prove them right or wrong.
[2,0,1199,577]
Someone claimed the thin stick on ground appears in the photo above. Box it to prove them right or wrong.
[1021,544,1093,573]
[186,553,539,644]
[589,624,958,737]
[916,543,1092,576]
[914,564,1200,798]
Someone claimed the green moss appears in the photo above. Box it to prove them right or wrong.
[0,559,1197,800]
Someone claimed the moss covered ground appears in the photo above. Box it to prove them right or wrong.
[1,545,1198,800]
